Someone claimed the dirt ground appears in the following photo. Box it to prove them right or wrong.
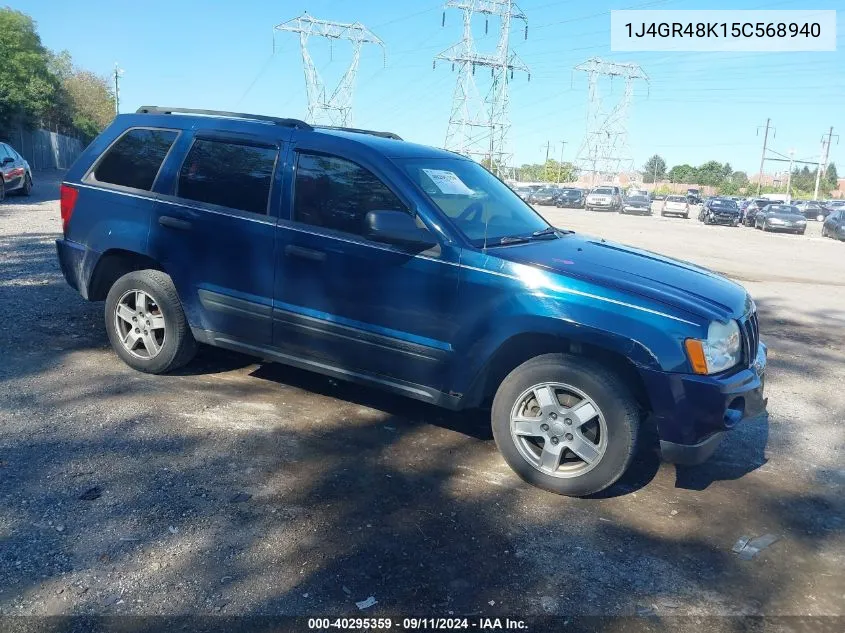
[0,176,842,627]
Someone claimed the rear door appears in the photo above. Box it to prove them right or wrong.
[147,129,288,345]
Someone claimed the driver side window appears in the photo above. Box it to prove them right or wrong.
[293,153,407,237]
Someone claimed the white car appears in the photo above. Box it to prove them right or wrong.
[585,186,622,212]
[661,195,690,218]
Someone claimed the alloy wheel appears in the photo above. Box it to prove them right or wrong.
[113,290,166,359]
[509,382,608,479]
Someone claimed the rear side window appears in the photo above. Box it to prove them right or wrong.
[94,128,177,191]
[177,139,277,215]
[293,153,406,236]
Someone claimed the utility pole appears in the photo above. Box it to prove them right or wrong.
[813,127,837,200]
[786,149,794,198]
[113,63,124,116]
[543,141,551,181]
[756,118,772,195]
[557,140,567,184]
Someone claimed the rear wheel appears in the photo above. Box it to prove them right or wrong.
[0,178,5,203]
[105,269,197,374]
[491,354,639,497]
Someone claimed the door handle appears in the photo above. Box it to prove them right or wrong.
[285,244,326,262]
[159,216,192,231]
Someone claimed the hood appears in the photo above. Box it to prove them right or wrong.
[490,233,750,322]
[767,212,805,221]
[708,206,739,215]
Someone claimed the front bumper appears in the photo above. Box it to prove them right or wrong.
[557,200,583,208]
[587,201,616,210]
[707,214,740,225]
[766,222,805,231]
[623,206,651,214]
[640,343,768,464]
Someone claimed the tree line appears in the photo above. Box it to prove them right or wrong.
[0,8,114,143]
[643,154,839,198]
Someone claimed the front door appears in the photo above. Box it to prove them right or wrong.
[148,131,286,345]
[272,149,459,392]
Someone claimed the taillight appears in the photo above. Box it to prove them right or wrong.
[60,184,78,234]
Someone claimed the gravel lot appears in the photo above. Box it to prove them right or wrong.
[1,176,843,624]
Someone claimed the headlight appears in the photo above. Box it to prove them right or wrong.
[685,320,742,375]
[796,219,806,224]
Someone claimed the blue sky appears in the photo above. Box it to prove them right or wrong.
[19,0,843,174]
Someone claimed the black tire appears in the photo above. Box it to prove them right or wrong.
[491,354,640,497]
[20,173,32,196]
[0,178,5,203]
[104,269,197,374]
[822,226,828,238]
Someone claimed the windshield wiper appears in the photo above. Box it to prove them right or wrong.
[532,227,561,238]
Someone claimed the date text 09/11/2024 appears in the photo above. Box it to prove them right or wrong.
[624,21,821,39]
[307,617,528,630]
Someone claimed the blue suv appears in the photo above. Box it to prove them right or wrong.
[56,107,767,496]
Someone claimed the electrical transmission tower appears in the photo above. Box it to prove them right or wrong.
[274,13,385,127]
[434,1,529,175]
[572,58,648,186]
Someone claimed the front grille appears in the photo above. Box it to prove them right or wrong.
[742,310,759,366]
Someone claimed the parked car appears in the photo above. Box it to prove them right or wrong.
[686,188,702,205]
[793,201,831,222]
[660,195,690,218]
[555,188,586,209]
[742,199,777,227]
[0,142,33,201]
[528,187,559,206]
[825,200,845,211]
[620,194,651,215]
[584,186,622,212]
[822,209,845,240]
[754,204,807,234]
[699,198,740,226]
[55,106,767,497]
[514,186,533,201]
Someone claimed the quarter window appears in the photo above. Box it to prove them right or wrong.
[177,139,277,215]
[93,128,177,191]
[293,153,406,236]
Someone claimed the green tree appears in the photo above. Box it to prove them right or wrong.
[731,171,749,187]
[642,154,666,183]
[826,162,838,189]
[667,164,697,184]
[63,69,114,141]
[696,160,727,187]
[0,8,63,134]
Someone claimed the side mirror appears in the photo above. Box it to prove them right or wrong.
[364,210,438,249]
[1,157,13,165]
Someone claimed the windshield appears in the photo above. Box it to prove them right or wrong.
[667,196,686,202]
[710,199,737,209]
[398,158,550,245]
[560,189,580,197]
[592,187,614,194]
[536,188,556,195]
[627,196,649,203]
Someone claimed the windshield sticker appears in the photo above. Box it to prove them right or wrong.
[421,169,475,195]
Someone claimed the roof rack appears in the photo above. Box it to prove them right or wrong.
[135,106,313,130]
[316,125,403,141]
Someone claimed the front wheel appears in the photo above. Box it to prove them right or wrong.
[20,173,32,196]
[491,354,640,497]
[105,269,197,374]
